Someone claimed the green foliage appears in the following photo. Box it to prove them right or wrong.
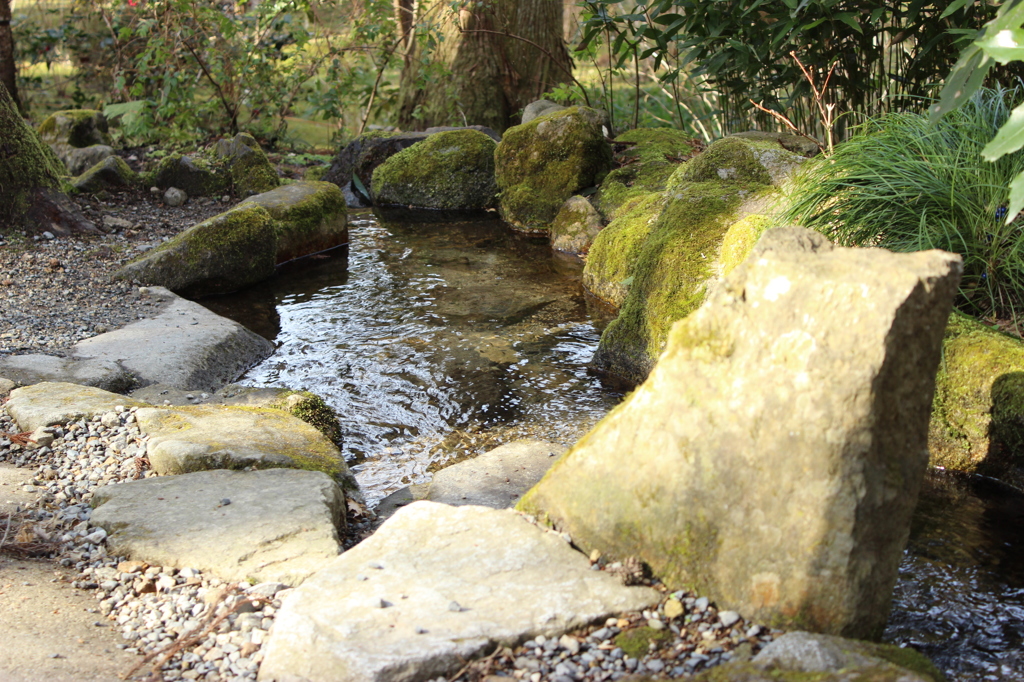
[786,88,1024,321]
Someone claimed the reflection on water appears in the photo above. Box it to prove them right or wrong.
[886,470,1024,681]
[202,212,622,505]
[203,212,1024,680]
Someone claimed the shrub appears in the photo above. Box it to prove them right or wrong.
[785,87,1024,321]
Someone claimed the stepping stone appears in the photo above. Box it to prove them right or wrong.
[426,439,567,508]
[0,354,134,393]
[90,469,345,586]
[258,501,659,682]
[5,382,150,432]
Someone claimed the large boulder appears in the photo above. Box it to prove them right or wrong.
[215,132,280,195]
[323,131,431,207]
[37,109,110,149]
[258,501,659,682]
[90,468,346,586]
[71,155,138,194]
[929,312,1024,489]
[150,153,229,197]
[694,631,945,681]
[72,287,274,392]
[241,181,348,263]
[519,228,962,639]
[371,129,498,210]
[114,204,277,297]
[5,382,150,432]
[495,106,612,232]
[135,403,360,496]
[550,196,604,256]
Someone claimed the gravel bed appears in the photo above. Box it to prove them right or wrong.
[0,190,227,356]
[1,402,779,682]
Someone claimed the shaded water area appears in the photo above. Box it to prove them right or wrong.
[204,212,1023,682]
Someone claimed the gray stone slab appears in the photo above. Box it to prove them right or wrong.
[72,287,273,392]
[0,354,134,393]
[5,382,150,432]
[258,501,659,682]
[427,439,566,508]
[91,468,345,586]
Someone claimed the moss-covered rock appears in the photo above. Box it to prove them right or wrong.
[37,109,110,148]
[216,132,280,195]
[371,129,498,210]
[719,214,775,277]
[62,144,114,176]
[582,192,666,307]
[592,160,676,223]
[495,106,613,232]
[614,127,701,165]
[71,156,138,194]
[550,195,604,255]
[114,204,277,297]
[594,183,774,384]
[151,153,230,197]
[323,130,429,207]
[241,181,348,264]
[670,136,806,188]
[929,313,1024,487]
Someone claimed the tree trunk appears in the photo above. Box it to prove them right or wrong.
[0,0,21,114]
[0,81,98,235]
[397,0,572,133]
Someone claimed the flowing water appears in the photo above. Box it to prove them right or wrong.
[204,211,1023,681]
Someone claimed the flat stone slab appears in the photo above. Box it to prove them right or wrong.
[136,404,359,496]
[258,501,659,682]
[0,354,134,393]
[71,287,273,392]
[5,382,150,432]
[90,469,345,586]
[427,440,566,508]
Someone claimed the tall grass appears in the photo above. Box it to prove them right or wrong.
[785,87,1024,322]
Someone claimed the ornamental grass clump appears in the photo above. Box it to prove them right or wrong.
[785,87,1024,321]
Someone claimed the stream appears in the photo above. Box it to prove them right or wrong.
[203,211,1024,681]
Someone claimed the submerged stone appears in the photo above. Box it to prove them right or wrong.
[520,227,962,639]
[495,106,612,232]
[371,129,498,210]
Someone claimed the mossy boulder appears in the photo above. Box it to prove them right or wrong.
[593,184,776,384]
[550,196,604,256]
[215,132,280,195]
[151,153,230,197]
[520,229,962,638]
[241,181,348,264]
[37,109,110,148]
[323,130,428,207]
[614,127,701,165]
[115,204,277,297]
[582,192,666,308]
[495,106,612,232]
[135,404,359,496]
[371,129,498,210]
[929,312,1024,488]
[719,214,775,277]
[63,144,114,176]
[71,156,138,194]
[670,135,807,188]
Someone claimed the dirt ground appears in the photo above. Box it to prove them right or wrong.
[0,463,139,682]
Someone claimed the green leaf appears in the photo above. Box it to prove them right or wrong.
[975,28,1024,64]
[982,102,1024,161]
[833,13,863,34]
[351,173,370,201]
[1007,171,1024,225]
[940,0,972,20]
[930,47,992,123]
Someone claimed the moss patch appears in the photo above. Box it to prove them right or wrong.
[38,109,109,148]
[71,156,138,194]
[929,312,1024,485]
[150,152,230,197]
[217,133,280,195]
[719,214,774,276]
[582,192,666,307]
[614,127,701,165]
[495,106,612,232]
[241,181,348,263]
[593,161,676,222]
[613,626,673,659]
[269,391,344,446]
[371,129,497,210]
[674,137,774,186]
[0,88,68,228]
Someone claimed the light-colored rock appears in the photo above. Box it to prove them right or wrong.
[72,287,273,392]
[240,181,348,263]
[521,99,567,125]
[550,196,603,256]
[520,228,962,639]
[427,440,566,508]
[62,144,113,176]
[90,468,346,586]
[5,382,150,432]
[0,354,134,393]
[135,403,358,494]
[0,377,15,399]
[163,187,187,207]
[258,501,659,682]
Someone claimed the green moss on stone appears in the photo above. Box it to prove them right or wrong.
[303,165,327,181]
[151,152,230,197]
[582,192,666,307]
[0,90,68,227]
[241,181,347,262]
[593,181,750,383]
[675,137,774,186]
[871,643,947,682]
[614,626,672,659]
[269,391,344,446]
[614,127,700,165]
[719,214,774,276]
[929,312,1024,485]
[71,156,139,194]
[593,161,675,222]
[38,109,109,148]
[495,106,613,232]
[371,129,498,210]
